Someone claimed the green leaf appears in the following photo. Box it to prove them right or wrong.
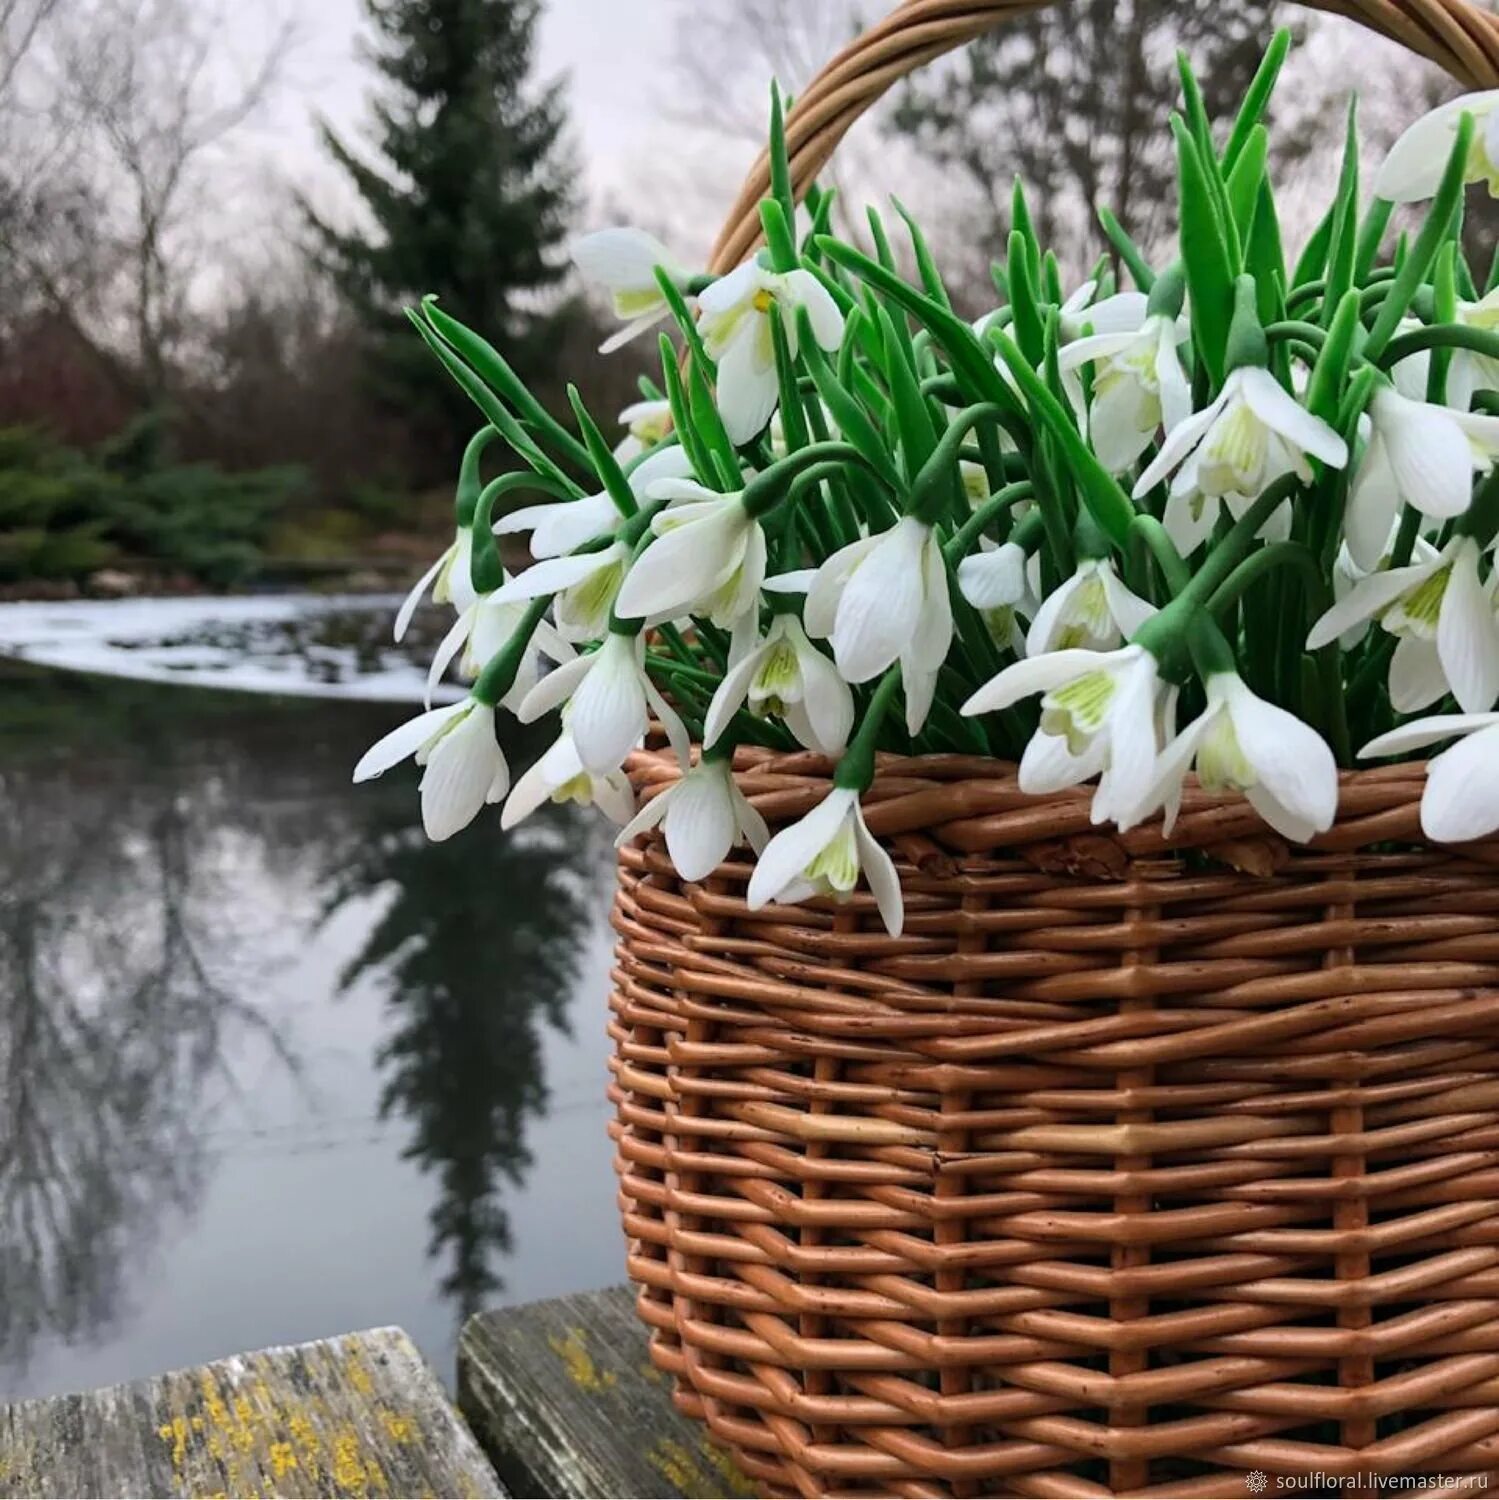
[891,196,951,310]
[1303,288,1361,426]
[1222,28,1292,174]
[1354,197,1393,282]
[421,298,591,473]
[1173,116,1236,386]
[1007,229,1045,366]
[876,303,938,481]
[990,329,1135,548]
[1097,206,1155,292]
[1291,203,1336,289]
[1224,123,1267,246]
[1322,98,1361,330]
[797,311,899,488]
[568,386,638,518]
[767,82,795,232]
[657,333,711,483]
[1011,177,1038,276]
[1245,178,1288,329]
[759,198,798,273]
[1365,110,1475,359]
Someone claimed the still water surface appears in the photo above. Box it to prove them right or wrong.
[0,596,624,1400]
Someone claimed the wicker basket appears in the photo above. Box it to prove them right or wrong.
[608,5,1499,1495]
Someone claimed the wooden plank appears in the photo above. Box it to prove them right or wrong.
[458,1286,753,1499]
[0,1327,502,1499]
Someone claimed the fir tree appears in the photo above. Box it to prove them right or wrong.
[311,0,578,469]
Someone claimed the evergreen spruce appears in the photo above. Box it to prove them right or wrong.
[311,0,578,470]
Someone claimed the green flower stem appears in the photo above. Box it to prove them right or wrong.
[1127,515,1192,597]
[1206,540,1327,619]
[741,442,875,519]
[471,596,553,708]
[909,403,1009,525]
[944,486,1039,564]
[1178,473,1304,609]
[453,428,500,525]
[833,666,904,792]
[1264,319,1329,353]
[1388,504,1424,570]
[1455,465,1499,549]
[1381,322,1499,370]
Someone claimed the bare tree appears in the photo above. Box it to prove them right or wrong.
[3,0,295,401]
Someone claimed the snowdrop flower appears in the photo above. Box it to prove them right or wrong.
[424,591,574,709]
[494,540,630,644]
[1163,481,1294,556]
[697,260,844,443]
[961,645,1169,825]
[747,786,903,936]
[353,698,507,842]
[1059,313,1191,473]
[615,755,769,881]
[1448,290,1499,411]
[517,630,689,774]
[1026,556,1154,655]
[613,398,673,464]
[1058,280,1150,341]
[1134,366,1348,502]
[805,515,952,733]
[1344,386,1499,569]
[958,540,1035,652]
[1374,91,1499,203]
[613,480,766,628]
[501,729,635,831]
[571,227,693,352]
[1122,674,1338,841]
[703,613,853,756]
[394,525,477,642]
[1360,712,1499,842]
[495,445,693,560]
[1308,535,1499,714]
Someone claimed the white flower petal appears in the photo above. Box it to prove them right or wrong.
[394,549,447,642]
[1306,560,1438,651]
[696,259,761,316]
[1099,563,1156,640]
[747,788,857,910]
[1388,634,1448,714]
[853,813,904,937]
[1239,366,1348,468]
[1361,712,1499,758]
[663,768,739,881]
[715,321,780,444]
[703,639,766,748]
[1422,723,1499,841]
[354,701,470,782]
[804,536,877,639]
[570,226,681,292]
[642,673,692,771]
[791,623,854,755]
[1224,680,1338,836]
[962,648,1119,717]
[425,606,475,709]
[1133,393,1225,495]
[833,518,928,682]
[1437,539,1499,712]
[495,547,622,603]
[1375,94,1497,203]
[782,268,844,351]
[419,705,502,841]
[1018,727,1108,795]
[1345,435,1402,572]
[957,543,1028,610]
[1379,391,1479,519]
[516,651,594,723]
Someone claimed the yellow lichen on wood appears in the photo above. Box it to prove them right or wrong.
[646,1437,709,1494]
[699,1437,757,1497]
[546,1328,617,1393]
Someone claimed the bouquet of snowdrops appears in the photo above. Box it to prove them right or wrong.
[355,32,1499,938]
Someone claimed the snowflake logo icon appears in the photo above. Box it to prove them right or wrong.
[1246,1472,1269,1495]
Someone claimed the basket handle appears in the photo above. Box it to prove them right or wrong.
[708,0,1499,273]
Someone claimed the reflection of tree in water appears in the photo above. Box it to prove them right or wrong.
[0,664,309,1377]
[326,784,608,1319]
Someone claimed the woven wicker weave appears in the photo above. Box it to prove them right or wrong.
[609,4,1499,1495]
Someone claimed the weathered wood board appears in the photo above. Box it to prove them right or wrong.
[459,1286,753,1499]
[0,1327,502,1499]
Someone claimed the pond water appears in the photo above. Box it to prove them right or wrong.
[0,595,625,1401]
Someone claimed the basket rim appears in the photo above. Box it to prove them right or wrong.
[623,744,1464,866]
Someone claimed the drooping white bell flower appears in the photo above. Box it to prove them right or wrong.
[570,227,693,352]
[1374,92,1499,204]
[1343,385,1499,569]
[1059,313,1191,474]
[703,613,853,756]
[353,698,508,843]
[746,785,903,936]
[1058,280,1150,342]
[961,645,1170,826]
[1307,535,1499,714]
[1133,366,1348,502]
[501,728,635,831]
[394,525,477,642]
[615,755,770,882]
[613,399,673,464]
[495,445,693,561]
[957,539,1035,651]
[1026,556,1155,655]
[613,480,766,628]
[1359,712,1499,842]
[804,515,953,734]
[1162,479,1295,556]
[696,260,844,443]
[1120,674,1339,841]
[516,630,689,774]
[424,591,575,709]
[1447,290,1499,411]
[493,541,630,644]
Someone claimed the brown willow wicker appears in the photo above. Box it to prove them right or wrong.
[608,5,1499,1496]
